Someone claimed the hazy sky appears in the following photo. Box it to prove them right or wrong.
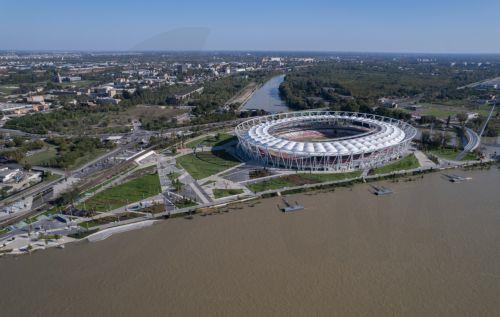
[1,0,499,53]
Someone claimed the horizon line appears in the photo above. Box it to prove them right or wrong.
[1,49,500,56]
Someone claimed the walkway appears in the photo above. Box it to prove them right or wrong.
[414,150,438,169]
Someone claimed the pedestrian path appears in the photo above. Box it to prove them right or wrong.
[414,150,437,168]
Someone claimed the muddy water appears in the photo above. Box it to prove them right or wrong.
[242,74,289,113]
[1,168,499,316]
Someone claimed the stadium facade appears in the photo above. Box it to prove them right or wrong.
[235,111,417,171]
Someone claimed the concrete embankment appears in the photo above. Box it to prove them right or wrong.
[86,220,157,242]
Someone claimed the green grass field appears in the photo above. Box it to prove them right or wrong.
[22,146,57,166]
[186,133,236,149]
[429,148,478,161]
[247,171,362,193]
[213,188,244,199]
[0,85,19,96]
[419,103,460,118]
[417,103,493,118]
[372,154,420,175]
[247,177,294,193]
[177,150,240,179]
[70,148,109,169]
[298,171,362,183]
[22,146,108,170]
[174,199,197,209]
[79,173,161,212]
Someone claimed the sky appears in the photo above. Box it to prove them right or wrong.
[1,0,499,53]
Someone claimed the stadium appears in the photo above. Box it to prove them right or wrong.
[235,111,417,171]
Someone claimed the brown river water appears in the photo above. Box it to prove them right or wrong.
[1,168,499,317]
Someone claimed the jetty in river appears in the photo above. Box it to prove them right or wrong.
[279,197,304,213]
[442,174,472,183]
[371,185,393,196]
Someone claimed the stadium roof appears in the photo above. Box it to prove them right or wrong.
[240,114,407,156]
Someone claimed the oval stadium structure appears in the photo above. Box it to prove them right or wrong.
[235,111,417,171]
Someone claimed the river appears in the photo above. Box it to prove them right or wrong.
[242,74,289,113]
[1,167,499,316]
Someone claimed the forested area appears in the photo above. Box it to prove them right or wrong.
[278,60,499,134]
[0,136,114,169]
[4,104,124,134]
[279,60,499,110]
[40,137,114,169]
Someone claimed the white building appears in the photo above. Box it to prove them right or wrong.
[0,168,21,183]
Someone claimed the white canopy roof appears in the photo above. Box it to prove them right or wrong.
[242,114,406,155]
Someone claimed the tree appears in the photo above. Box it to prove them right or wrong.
[172,178,183,192]
[13,136,25,147]
[23,162,32,171]
[59,187,80,205]
[456,112,468,126]
[5,149,25,163]
[421,130,431,147]
[441,132,451,148]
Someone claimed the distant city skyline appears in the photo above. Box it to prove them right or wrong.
[1,0,500,53]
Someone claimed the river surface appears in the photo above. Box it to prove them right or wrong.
[1,168,499,316]
[243,74,289,113]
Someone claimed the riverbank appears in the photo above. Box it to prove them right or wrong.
[242,74,289,113]
[0,167,499,316]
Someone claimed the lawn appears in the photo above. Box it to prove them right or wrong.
[167,171,181,181]
[213,188,244,199]
[371,154,420,175]
[176,150,240,180]
[23,145,109,170]
[429,148,477,161]
[247,171,362,193]
[247,177,295,192]
[419,104,459,118]
[0,85,19,96]
[82,174,121,196]
[298,171,362,183]
[79,173,161,212]
[174,198,198,209]
[23,145,57,166]
[186,133,236,149]
[418,103,493,119]
[70,148,109,169]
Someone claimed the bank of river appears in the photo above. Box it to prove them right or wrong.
[1,168,499,316]
[242,74,289,113]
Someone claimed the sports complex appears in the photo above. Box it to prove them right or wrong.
[235,111,417,171]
